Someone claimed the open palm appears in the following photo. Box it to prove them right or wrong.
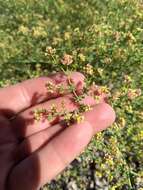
[0,72,115,190]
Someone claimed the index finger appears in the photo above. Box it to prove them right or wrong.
[0,72,85,117]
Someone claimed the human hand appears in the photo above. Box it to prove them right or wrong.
[0,72,115,190]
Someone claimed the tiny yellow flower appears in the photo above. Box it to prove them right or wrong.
[64,32,71,40]
[72,112,85,124]
[78,53,86,62]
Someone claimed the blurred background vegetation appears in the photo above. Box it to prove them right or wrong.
[0,0,143,189]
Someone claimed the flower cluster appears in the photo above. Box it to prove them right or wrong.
[45,81,55,93]
[61,54,73,65]
[33,108,48,122]
[127,88,142,100]
[45,81,70,94]
[87,83,110,103]
[45,46,56,56]
[83,64,94,75]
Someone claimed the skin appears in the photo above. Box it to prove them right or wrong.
[0,72,115,190]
